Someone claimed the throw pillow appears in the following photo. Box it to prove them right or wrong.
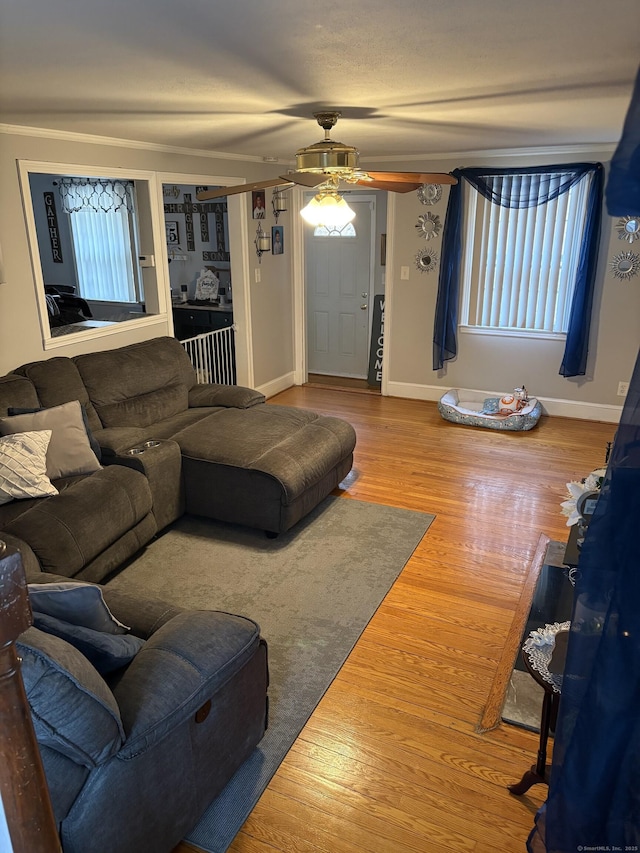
[28,583,145,674]
[28,581,131,633]
[31,613,145,674]
[8,404,102,462]
[0,400,101,480]
[0,430,58,505]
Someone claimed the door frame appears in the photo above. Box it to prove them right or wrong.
[157,172,253,387]
[292,189,378,385]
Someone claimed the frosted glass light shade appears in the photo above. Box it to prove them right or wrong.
[300,194,356,228]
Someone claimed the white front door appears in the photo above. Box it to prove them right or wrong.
[305,199,374,378]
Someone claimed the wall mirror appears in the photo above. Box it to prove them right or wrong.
[616,216,640,243]
[414,247,440,273]
[18,161,168,347]
[609,250,640,280]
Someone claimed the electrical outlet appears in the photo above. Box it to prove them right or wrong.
[400,266,410,280]
[617,381,629,397]
[255,268,261,283]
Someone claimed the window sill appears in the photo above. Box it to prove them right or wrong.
[459,325,567,343]
[43,312,167,350]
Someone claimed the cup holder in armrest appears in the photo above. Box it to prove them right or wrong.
[125,441,162,455]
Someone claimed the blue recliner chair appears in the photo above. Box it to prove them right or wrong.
[15,577,269,853]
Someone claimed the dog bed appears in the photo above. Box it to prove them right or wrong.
[438,389,542,431]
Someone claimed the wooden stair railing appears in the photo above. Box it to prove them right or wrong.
[0,541,61,853]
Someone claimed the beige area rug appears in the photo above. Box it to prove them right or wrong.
[106,495,434,852]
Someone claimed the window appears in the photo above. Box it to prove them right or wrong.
[64,179,143,303]
[433,163,603,375]
[19,161,169,348]
[313,223,356,237]
[461,170,593,336]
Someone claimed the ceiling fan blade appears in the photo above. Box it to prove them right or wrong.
[284,173,327,188]
[357,179,423,193]
[196,178,292,201]
[366,171,457,185]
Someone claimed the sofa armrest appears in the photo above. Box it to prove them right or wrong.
[112,610,262,757]
[92,427,150,458]
[0,532,44,580]
[106,439,184,530]
[188,383,264,409]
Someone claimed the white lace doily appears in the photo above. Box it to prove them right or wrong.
[522,621,571,693]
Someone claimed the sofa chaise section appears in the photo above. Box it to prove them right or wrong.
[72,336,356,533]
[175,403,356,533]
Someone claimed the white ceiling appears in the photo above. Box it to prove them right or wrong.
[1,0,638,165]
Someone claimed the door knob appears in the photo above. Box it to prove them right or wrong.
[360,303,368,310]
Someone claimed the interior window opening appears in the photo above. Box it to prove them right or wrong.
[21,164,164,344]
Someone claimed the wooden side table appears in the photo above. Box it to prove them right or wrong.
[508,623,569,795]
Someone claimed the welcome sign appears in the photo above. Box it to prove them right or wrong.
[367,294,384,387]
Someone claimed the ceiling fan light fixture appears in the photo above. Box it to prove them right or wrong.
[300,192,356,228]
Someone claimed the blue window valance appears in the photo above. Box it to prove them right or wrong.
[433,162,604,378]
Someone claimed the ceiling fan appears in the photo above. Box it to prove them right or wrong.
[196,112,457,208]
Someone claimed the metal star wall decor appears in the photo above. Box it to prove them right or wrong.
[415,212,441,240]
[609,250,640,280]
[417,184,442,205]
[415,247,439,273]
[615,216,640,243]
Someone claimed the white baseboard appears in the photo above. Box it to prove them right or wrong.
[256,372,296,399]
[385,381,623,424]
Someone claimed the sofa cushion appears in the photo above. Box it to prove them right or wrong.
[3,466,153,576]
[0,430,58,505]
[74,336,197,428]
[17,626,125,767]
[174,404,357,502]
[0,374,40,416]
[95,383,189,429]
[13,356,102,434]
[0,400,101,480]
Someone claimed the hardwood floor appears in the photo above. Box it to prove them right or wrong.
[174,389,615,853]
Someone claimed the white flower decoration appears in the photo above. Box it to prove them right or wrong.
[560,468,606,526]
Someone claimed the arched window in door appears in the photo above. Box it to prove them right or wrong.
[313,223,357,237]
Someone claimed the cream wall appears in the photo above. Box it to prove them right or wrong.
[376,146,639,420]
[0,127,289,391]
[2,127,638,418]
[243,191,295,392]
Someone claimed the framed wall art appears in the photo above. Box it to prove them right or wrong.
[252,191,266,219]
[165,221,179,245]
[272,225,284,255]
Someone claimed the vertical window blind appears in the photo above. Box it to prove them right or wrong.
[463,172,591,334]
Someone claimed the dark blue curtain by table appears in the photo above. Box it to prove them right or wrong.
[433,163,603,377]
[527,345,640,853]
[527,64,640,853]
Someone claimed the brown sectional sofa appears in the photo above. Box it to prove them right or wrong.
[0,335,356,583]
